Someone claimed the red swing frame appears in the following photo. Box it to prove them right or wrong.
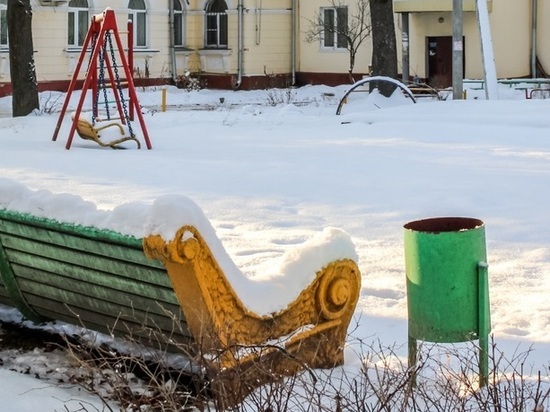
[52,8,152,150]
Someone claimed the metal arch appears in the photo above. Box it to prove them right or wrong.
[336,76,417,115]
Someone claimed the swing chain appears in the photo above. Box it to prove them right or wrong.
[96,36,111,122]
[106,31,135,138]
[88,31,101,123]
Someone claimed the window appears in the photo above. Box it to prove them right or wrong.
[128,0,147,48]
[322,6,348,49]
[173,0,185,47]
[67,0,89,48]
[205,0,227,48]
[0,0,7,48]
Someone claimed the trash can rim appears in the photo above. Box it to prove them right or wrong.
[404,217,484,233]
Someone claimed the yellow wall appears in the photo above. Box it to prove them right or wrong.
[185,1,293,77]
[537,1,550,75]
[31,6,69,81]
[490,0,530,78]
[298,0,372,74]
[241,8,293,75]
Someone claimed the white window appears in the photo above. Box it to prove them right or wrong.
[205,0,228,49]
[67,0,89,48]
[0,0,8,48]
[128,0,147,48]
[173,0,185,47]
[322,6,348,49]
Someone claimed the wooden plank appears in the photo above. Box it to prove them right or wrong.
[8,250,174,299]
[24,295,192,345]
[0,209,143,248]
[11,263,180,318]
[0,220,160,268]
[0,296,14,307]
[1,235,169,286]
[18,278,186,332]
[0,229,46,321]
[0,210,193,347]
[0,280,10,298]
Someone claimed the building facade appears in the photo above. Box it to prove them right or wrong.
[0,0,548,97]
[394,0,550,87]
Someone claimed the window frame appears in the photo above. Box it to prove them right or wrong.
[204,0,228,49]
[67,0,90,48]
[128,0,148,48]
[0,0,8,49]
[173,0,185,47]
[320,6,348,50]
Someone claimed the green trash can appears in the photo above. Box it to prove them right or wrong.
[404,217,490,386]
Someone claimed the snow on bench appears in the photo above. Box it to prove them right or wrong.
[0,178,361,407]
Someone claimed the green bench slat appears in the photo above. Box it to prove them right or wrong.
[11,263,181,318]
[0,296,13,306]
[0,209,142,248]
[1,234,168,286]
[17,278,186,334]
[0,209,193,348]
[7,250,175,301]
[0,220,161,269]
[23,294,192,343]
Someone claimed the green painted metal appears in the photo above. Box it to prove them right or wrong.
[0,232,45,322]
[404,216,491,386]
[0,208,190,346]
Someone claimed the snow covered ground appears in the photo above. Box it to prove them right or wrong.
[0,81,549,410]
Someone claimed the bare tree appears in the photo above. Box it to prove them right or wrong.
[7,0,39,117]
[369,0,398,96]
[305,0,371,82]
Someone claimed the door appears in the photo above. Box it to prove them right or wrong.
[427,36,459,88]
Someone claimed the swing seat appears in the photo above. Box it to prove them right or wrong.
[71,112,141,149]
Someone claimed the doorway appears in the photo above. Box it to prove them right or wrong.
[427,36,464,88]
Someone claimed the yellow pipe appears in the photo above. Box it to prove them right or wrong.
[161,87,167,112]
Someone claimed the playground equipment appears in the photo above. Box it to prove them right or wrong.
[70,112,141,149]
[52,8,152,150]
[336,76,417,115]
[404,217,490,387]
[0,201,360,407]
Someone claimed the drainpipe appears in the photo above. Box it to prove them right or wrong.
[291,0,297,86]
[401,12,410,84]
[235,0,244,89]
[531,0,538,77]
[169,0,177,83]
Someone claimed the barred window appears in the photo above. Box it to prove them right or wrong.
[205,0,228,48]
[128,0,147,47]
[173,0,185,47]
[0,0,6,48]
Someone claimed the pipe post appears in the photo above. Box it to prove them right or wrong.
[452,0,464,100]
[401,12,410,84]
[478,261,490,387]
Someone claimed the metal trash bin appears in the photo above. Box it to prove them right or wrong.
[404,217,490,386]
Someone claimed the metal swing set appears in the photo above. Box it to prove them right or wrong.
[52,8,152,150]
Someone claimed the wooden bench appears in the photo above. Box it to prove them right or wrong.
[0,204,361,407]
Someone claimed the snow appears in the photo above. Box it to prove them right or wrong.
[1,82,550,410]
[0,369,108,412]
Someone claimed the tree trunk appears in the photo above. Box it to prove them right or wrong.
[7,0,39,117]
[369,0,398,97]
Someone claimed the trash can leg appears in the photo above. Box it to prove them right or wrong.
[478,261,490,387]
[408,334,418,386]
